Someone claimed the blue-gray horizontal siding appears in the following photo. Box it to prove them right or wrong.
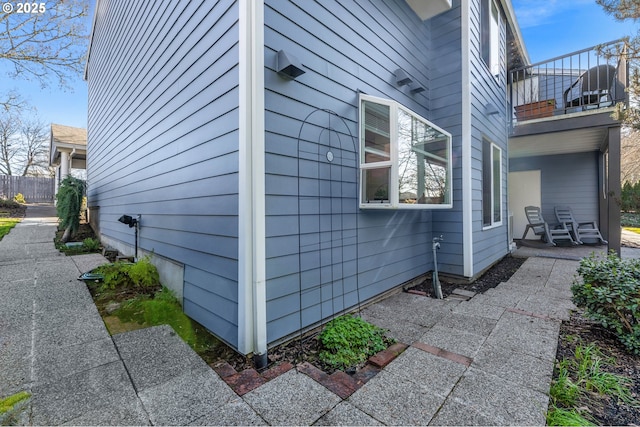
[430,1,465,276]
[510,152,600,226]
[263,0,436,345]
[86,0,241,347]
[468,0,509,275]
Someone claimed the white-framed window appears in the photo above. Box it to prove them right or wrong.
[359,94,452,209]
[481,0,501,78]
[482,138,502,227]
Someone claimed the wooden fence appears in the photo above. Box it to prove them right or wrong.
[0,175,55,203]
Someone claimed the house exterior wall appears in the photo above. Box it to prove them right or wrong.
[510,151,600,226]
[86,0,242,348]
[430,1,464,275]
[262,0,442,344]
[469,0,510,275]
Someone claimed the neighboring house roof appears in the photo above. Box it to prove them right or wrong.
[49,123,87,166]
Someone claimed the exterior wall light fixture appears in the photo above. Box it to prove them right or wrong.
[276,50,305,80]
[395,68,412,86]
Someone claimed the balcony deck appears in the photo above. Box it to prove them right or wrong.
[509,39,628,137]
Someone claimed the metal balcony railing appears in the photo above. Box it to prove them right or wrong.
[509,39,629,126]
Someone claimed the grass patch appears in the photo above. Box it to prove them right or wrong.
[0,391,30,415]
[624,227,640,234]
[546,406,595,426]
[0,218,20,240]
[548,342,638,425]
[84,258,222,359]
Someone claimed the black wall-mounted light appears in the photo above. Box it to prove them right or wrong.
[395,68,412,86]
[410,84,426,94]
[117,214,141,260]
[276,50,305,80]
[118,214,137,228]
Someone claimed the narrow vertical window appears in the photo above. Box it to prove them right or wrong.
[483,138,502,227]
[481,0,501,78]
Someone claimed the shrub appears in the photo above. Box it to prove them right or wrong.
[572,252,640,354]
[0,198,21,209]
[12,193,25,204]
[93,256,160,290]
[128,255,160,288]
[318,315,390,370]
[82,237,101,251]
[55,176,85,242]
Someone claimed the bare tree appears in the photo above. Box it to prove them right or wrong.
[1,0,89,110]
[0,113,20,176]
[622,128,640,183]
[18,118,51,177]
[0,104,52,177]
[597,0,640,128]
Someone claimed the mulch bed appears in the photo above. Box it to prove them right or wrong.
[0,204,27,218]
[554,310,640,425]
[406,255,526,298]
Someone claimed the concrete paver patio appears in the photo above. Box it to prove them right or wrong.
[0,204,597,425]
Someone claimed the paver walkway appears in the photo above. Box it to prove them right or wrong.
[1,204,581,425]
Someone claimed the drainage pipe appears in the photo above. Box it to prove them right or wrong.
[432,235,444,299]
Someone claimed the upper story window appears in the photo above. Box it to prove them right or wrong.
[481,0,501,78]
[359,94,452,209]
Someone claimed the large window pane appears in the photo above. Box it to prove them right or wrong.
[359,94,452,209]
[361,167,390,204]
[398,109,449,205]
[362,100,390,163]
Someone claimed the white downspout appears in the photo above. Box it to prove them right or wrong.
[238,0,267,366]
[461,0,474,277]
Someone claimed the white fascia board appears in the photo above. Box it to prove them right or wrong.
[237,0,266,356]
[500,0,530,66]
[83,0,101,81]
[461,0,473,278]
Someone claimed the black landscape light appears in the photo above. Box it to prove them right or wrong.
[118,214,137,228]
[117,214,141,260]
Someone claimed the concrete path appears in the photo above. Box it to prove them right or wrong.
[1,204,581,425]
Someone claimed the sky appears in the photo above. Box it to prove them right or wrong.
[511,0,638,63]
[2,0,638,131]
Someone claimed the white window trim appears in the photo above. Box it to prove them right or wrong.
[482,0,502,80]
[359,94,453,210]
[482,140,503,230]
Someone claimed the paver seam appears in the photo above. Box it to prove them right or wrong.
[108,334,153,424]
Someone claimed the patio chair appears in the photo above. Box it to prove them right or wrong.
[563,64,623,112]
[554,206,607,245]
[522,206,577,246]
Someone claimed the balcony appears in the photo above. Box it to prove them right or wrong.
[509,39,628,136]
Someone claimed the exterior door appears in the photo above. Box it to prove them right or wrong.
[508,170,541,239]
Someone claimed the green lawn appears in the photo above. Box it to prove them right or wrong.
[0,218,20,240]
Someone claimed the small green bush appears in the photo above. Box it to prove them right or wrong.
[82,237,101,251]
[94,256,160,290]
[128,256,160,288]
[0,198,21,209]
[12,193,25,204]
[572,253,640,354]
[318,315,390,370]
